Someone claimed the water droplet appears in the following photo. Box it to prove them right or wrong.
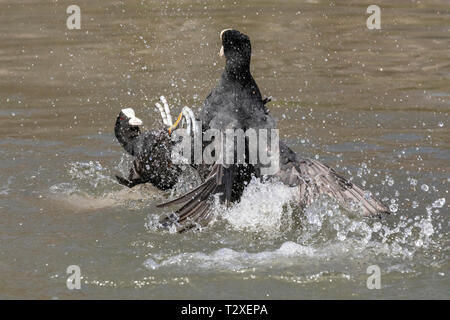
[389,203,398,213]
[432,198,445,208]
[387,178,394,186]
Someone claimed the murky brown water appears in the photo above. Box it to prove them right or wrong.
[0,0,448,299]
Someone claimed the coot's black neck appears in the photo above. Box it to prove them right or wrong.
[115,117,140,155]
[224,55,252,85]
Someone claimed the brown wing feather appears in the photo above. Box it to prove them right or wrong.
[158,156,389,232]
[158,164,226,232]
[292,158,390,216]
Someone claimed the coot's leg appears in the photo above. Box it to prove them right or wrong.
[262,96,272,105]
[155,96,172,127]
[155,96,198,136]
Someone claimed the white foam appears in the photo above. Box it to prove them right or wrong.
[222,177,298,233]
[144,241,315,271]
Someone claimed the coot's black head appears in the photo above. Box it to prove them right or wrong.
[115,108,143,150]
[116,108,143,127]
[220,29,251,71]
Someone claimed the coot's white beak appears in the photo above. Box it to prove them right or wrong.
[128,117,143,126]
[219,28,232,57]
[220,28,232,39]
[121,108,143,126]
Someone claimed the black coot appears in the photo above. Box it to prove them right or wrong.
[158,29,277,230]
[158,30,389,232]
[114,108,180,190]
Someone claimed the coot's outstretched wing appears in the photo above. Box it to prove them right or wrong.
[157,164,230,232]
[278,157,390,217]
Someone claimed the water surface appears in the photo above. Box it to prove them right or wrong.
[0,0,448,299]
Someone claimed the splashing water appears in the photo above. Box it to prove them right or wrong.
[67,161,116,190]
[221,177,298,233]
[143,176,446,277]
[48,160,162,210]
[145,241,316,272]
